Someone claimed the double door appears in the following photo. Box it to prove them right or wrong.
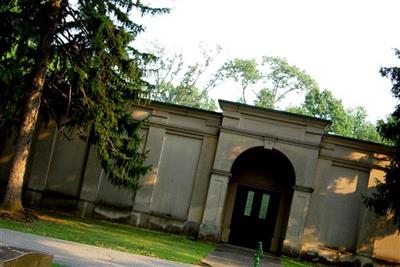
[229,185,279,251]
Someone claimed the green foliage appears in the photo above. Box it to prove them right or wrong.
[0,0,39,133]
[149,46,219,110]
[216,55,383,143]
[349,107,385,142]
[220,58,262,88]
[255,57,319,108]
[154,82,217,110]
[288,88,352,134]
[288,88,385,143]
[364,49,400,229]
[254,88,276,108]
[216,56,317,107]
[217,58,262,103]
[0,0,168,191]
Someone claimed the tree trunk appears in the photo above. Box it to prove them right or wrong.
[1,0,62,212]
[242,84,248,104]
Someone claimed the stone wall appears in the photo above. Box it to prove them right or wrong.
[1,102,221,236]
[303,135,399,263]
[0,100,399,264]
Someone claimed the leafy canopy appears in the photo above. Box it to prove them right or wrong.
[0,0,168,191]
[216,58,262,103]
[148,45,220,110]
[288,87,385,143]
[215,56,317,107]
[256,56,319,108]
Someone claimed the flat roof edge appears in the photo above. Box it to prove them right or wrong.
[145,100,222,116]
[218,99,332,126]
[323,134,393,152]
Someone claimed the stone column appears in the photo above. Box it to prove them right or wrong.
[199,172,229,240]
[283,186,313,257]
[186,136,218,234]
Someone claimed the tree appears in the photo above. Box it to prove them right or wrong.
[288,88,385,143]
[153,82,217,110]
[288,88,353,134]
[216,56,317,107]
[149,46,220,110]
[349,107,385,142]
[216,58,262,104]
[0,0,168,212]
[255,57,319,109]
[364,49,400,229]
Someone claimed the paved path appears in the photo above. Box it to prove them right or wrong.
[202,244,282,267]
[0,229,194,267]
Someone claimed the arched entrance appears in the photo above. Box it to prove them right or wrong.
[224,147,295,253]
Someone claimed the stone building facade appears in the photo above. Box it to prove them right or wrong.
[0,100,399,264]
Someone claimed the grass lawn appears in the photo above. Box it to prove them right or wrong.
[0,211,214,265]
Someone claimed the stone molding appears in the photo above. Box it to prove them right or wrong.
[210,169,231,178]
[293,185,314,193]
[220,127,321,150]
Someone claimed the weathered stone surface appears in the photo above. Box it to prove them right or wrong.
[198,223,220,241]
[182,221,200,238]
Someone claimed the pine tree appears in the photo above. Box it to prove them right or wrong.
[0,0,168,212]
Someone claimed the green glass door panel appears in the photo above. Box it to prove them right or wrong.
[258,193,270,219]
[244,191,255,216]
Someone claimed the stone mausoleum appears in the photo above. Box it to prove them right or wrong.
[0,100,399,264]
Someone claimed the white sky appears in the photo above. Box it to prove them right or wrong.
[136,0,400,122]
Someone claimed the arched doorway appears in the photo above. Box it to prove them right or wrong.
[224,147,295,253]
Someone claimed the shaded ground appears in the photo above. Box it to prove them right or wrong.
[0,209,37,222]
[0,229,196,267]
[201,244,282,267]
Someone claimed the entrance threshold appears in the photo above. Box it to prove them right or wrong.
[201,243,282,267]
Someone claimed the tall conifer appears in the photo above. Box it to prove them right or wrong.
[0,0,168,212]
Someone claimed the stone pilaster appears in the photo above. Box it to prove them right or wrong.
[133,126,166,213]
[199,173,229,240]
[77,145,104,217]
[283,187,313,257]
